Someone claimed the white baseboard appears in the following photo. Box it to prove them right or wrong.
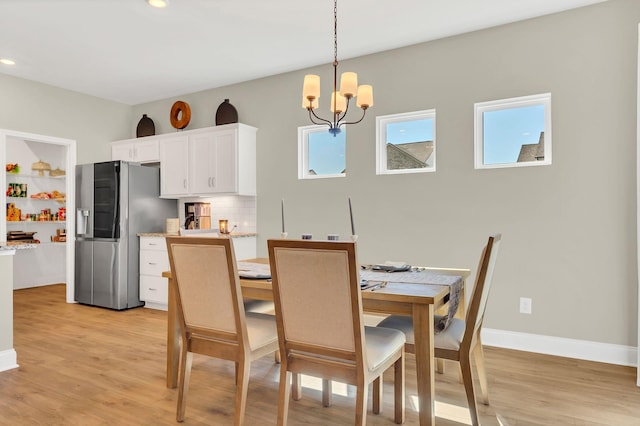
[482,328,638,367]
[0,349,18,373]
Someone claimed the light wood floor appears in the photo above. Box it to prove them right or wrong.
[2,284,640,425]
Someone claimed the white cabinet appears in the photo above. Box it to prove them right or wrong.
[139,236,170,309]
[111,137,159,163]
[159,135,189,197]
[139,234,257,311]
[159,124,256,198]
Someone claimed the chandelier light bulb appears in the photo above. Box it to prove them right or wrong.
[340,72,358,98]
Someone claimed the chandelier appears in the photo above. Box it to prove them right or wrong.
[301,0,373,136]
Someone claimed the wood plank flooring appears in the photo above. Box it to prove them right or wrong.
[1,284,639,425]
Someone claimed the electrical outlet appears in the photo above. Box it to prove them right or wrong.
[519,297,532,314]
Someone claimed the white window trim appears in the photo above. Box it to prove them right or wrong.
[474,93,552,170]
[376,109,436,175]
[297,124,346,180]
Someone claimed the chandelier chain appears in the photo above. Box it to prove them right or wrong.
[333,0,338,67]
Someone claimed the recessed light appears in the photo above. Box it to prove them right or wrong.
[0,58,16,66]
[146,0,168,8]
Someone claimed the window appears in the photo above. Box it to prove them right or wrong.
[474,93,552,169]
[376,110,436,175]
[298,125,346,179]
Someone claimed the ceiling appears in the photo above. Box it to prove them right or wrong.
[0,0,606,106]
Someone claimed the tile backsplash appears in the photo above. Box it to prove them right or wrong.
[178,196,256,233]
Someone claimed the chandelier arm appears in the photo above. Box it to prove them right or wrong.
[308,108,334,128]
[334,96,352,123]
[339,108,368,127]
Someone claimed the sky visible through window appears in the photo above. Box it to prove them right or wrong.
[483,104,545,164]
[387,118,434,144]
[308,130,346,175]
[308,118,435,175]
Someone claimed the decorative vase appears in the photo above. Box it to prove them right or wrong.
[136,114,155,137]
[215,99,238,125]
[170,101,191,129]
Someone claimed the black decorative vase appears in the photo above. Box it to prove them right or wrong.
[215,99,238,125]
[136,114,156,137]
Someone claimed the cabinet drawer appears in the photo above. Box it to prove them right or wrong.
[140,276,168,305]
[140,249,169,276]
[140,237,166,251]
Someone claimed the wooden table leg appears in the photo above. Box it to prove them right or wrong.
[413,303,435,426]
[166,276,180,389]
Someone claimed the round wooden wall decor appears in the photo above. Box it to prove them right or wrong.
[170,101,191,129]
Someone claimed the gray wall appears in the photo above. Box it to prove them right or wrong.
[133,0,640,347]
[0,73,131,164]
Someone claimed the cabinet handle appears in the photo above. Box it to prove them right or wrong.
[148,262,157,265]
[148,288,157,291]
[212,177,216,187]
[148,243,157,246]
[183,179,187,189]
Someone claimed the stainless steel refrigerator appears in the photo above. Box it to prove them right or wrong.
[75,161,177,310]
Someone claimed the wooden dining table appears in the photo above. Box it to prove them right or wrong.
[162,259,469,426]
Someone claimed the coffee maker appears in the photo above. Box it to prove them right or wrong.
[184,202,211,230]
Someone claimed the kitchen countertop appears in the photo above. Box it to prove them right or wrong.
[138,232,257,238]
[1,244,37,251]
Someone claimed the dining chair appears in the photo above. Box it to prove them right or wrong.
[177,228,274,313]
[377,233,501,426]
[268,239,406,426]
[165,236,279,425]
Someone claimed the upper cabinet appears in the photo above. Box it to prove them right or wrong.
[159,124,256,198]
[111,137,159,164]
[159,134,189,197]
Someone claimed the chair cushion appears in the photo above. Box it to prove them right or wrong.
[364,326,406,371]
[377,315,466,351]
[245,312,278,351]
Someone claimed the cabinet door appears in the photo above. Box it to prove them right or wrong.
[111,141,135,161]
[189,132,216,195]
[134,138,160,163]
[189,129,238,195]
[212,129,237,193]
[159,135,189,197]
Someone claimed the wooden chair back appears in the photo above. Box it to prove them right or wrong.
[268,239,366,374]
[462,233,501,349]
[166,236,249,355]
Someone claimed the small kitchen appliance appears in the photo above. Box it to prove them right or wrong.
[184,202,211,230]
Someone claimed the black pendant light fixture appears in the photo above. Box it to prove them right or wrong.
[301,0,373,136]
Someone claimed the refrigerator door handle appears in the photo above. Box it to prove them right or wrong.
[77,209,90,235]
